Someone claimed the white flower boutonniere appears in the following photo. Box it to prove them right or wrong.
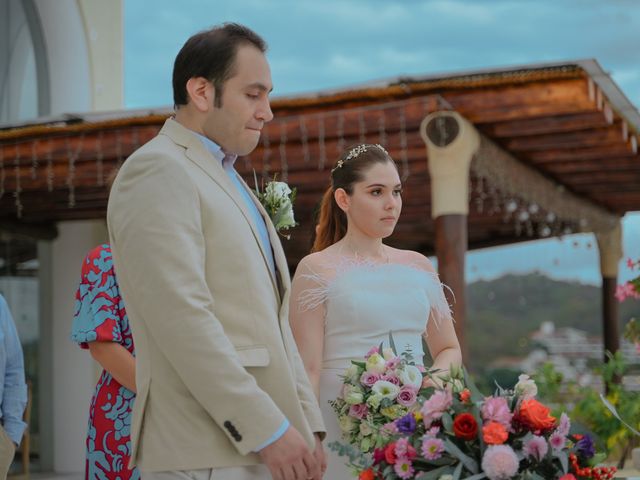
[254,172,297,238]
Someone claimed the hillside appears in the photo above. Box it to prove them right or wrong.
[464,273,640,373]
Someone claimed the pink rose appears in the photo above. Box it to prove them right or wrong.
[396,385,418,407]
[349,403,369,419]
[385,357,401,370]
[360,371,381,387]
[382,373,401,386]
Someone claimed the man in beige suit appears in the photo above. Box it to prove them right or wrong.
[107,24,326,480]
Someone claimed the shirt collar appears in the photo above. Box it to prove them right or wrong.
[192,131,238,168]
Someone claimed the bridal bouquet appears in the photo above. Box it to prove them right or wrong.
[329,343,426,455]
[331,344,616,480]
[253,173,297,237]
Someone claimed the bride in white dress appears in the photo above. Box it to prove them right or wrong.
[289,144,462,479]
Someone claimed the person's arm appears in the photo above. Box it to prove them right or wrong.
[411,253,462,387]
[423,310,462,387]
[1,299,27,447]
[288,258,326,401]
[88,342,136,393]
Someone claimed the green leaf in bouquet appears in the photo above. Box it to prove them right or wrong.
[471,407,485,450]
[443,438,479,474]
[552,450,568,474]
[452,461,463,480]
[463,473,487,480]
[388,331,398,355]
[360,436,371,452]
[414,465,453,480]
[441,412,454,433]
[526,473,546,480]
[352,360,366,369]
[462,367,484,403]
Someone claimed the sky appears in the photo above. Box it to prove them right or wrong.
[124,0,640,285]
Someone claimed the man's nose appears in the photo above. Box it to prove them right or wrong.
[257,99,273,123]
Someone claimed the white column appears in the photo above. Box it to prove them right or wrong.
[40,220,107,473]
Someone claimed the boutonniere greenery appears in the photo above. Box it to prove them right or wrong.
[254,172,298,239]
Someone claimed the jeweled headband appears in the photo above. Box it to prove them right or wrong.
[331,144,389,173]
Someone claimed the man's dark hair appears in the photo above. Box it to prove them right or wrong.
[172,23,267,108]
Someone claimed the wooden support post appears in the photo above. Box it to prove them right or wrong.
[595,223,622,389]
[420,111,479,365]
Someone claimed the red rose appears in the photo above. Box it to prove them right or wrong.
[518,398,556,432]
[453,412,478,441]
[384,442,397,464]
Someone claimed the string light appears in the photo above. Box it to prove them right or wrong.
[318,114,326,171]
[13,142,22,218]
[279,121,288,182]
[299,116,310,164]
[46,137,54,192]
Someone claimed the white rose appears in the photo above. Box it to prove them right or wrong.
[397,365,423,389]
[371,380,400,400]
[265,181,291,199]
[438,475,454,480]
[515,374,538,399]
[365,353,386,374]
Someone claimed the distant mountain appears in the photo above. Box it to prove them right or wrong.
[464,273,640,373]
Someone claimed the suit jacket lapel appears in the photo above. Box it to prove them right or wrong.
[235,177,291,301]
[159,119,280,300]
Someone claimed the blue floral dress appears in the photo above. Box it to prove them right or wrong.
[71,244,139,480]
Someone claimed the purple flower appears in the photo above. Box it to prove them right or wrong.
[481,445,520,480]
[396,413,417,434]
[396,385,418,407]
[348,403,368,420]
[523,435,549,461]
[394,457,414,479]
[360,371,381,387]
[481,396,513,429]
[421,436,445,460]
[576,435,595,459]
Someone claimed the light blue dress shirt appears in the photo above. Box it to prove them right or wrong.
[0,294,27,446]
[194,133,289,450]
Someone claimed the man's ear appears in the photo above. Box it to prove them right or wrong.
[185,77,214,112]
[334,188,350,213]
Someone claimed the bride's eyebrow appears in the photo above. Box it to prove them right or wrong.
[365,183,402,188]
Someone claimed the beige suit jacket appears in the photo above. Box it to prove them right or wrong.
[107,118,325,472]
